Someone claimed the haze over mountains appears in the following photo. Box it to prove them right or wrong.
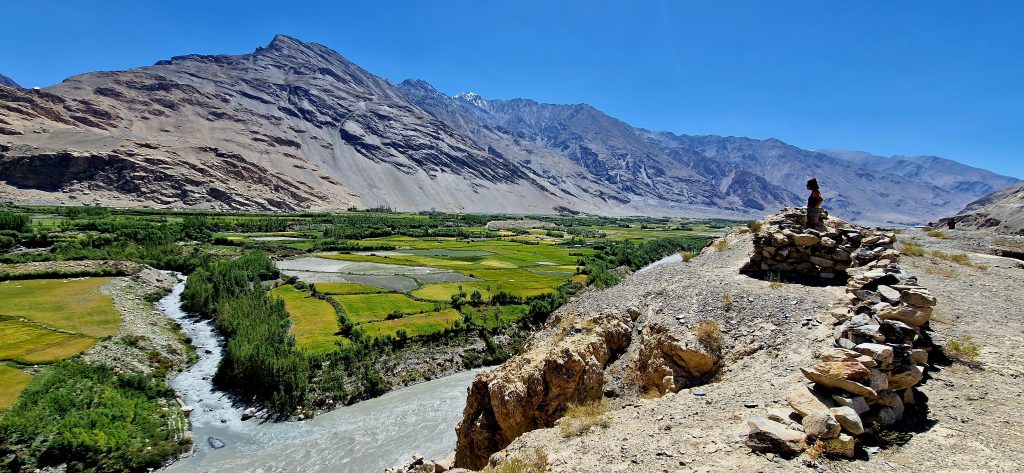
[0,35,1017,224]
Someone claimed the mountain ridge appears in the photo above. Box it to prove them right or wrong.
[0,34,1015,224]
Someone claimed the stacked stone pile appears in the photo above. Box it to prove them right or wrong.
[745,211,935,459]
[743,208,900,281]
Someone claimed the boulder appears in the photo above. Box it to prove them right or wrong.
[889,365,925,390]
[829,406,865,435]
[829,433,857,458]
[831,394,870,415]
[746,417,808,456]
[802,411,841,438]
[785,385,832,417]
[867,369,889,392]
[854,343,894,367]
[877,285,901,304]
[878,305,931,326]
[792,234,820,246]
[801,365,878,398]
[809,256,834,268]
[900,288,937,307]
[818,348,877,368]
[766,407,799,426]
[909,349,929,365]
[878,391,905,420]
[820,236,837,247]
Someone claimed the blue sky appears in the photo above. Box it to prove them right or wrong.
[3,0,1022,178]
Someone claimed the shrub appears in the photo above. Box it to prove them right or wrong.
[385,310,404,320]
[945,336,981,365]
[558,398,612,438]
[695,319,722,354]
[926,229,947,238]
[713,239,729,251]
[899,241,926,257]
[680,251,694,262]
[483,448,549,473]
[746,220,763,233]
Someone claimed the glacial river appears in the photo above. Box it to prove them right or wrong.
[158,276,480,473]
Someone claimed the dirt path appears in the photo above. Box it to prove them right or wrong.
[484,229,1024,473]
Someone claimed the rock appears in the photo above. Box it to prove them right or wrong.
[809,256,834,268]
[831,433,857,458]
[786,385,832,417]
[875,407,898,427]
[746,417,808,456]
[182,405,195,415]
[878,392,905,420]
[831,394,870,415]
[889,365,925,390]
[818,347,877,368]
[900,288,937,307]
[867,369,889,392]
[242,407,257,420]
[909,348,929,365]
[792,234,820,246]
[820,236,836,247]
[853,343,894,367]
[877,285,901,304]
[802,411,840,438]
[208,437,225,449]
[878,305,931,326]
[801,365,877,398]
[766,408,798,425]
[829,406,865,435]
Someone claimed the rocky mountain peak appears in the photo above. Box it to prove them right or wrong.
[455,91,488,108]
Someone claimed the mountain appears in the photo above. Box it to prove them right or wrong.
[0,34,1014,223]
[0,73,19,88]
[939,182,1024,234]
[0,35,575,213]
[821,149,1020,197]
[398,80,792,217]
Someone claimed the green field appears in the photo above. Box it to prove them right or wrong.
[0,319,98,363]
[271,285,340,355]
[0,364,32,410]
[359,309,463,338]
[0,278,119,337]
[332,293,437,322]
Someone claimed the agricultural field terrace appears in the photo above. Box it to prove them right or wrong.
[0,204,729,471]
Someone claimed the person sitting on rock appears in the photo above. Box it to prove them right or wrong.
[806,177,825,230]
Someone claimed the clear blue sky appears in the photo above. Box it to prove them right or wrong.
[3,0,1022,178]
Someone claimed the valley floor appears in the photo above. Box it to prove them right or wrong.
[481,228,1024,472]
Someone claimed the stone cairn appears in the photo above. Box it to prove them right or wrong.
[744,209,936,459]
[741,208,901,283]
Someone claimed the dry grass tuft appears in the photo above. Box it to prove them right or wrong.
[945,336,981,365]
[926,229,948,239]
[929,250,984,269]
[930,310,955,325]
[994,238,1024,251]
[807,438,849,459]
[746,220,764,233]
[680,251,695,262]
[559,398,612,438]
[483,448,549,473]
[713,239,729,251]
[721,292,733,310]
[695,319,723,354]
[899,241,926,257]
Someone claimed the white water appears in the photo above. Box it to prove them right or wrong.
[637,252,684,273]
[158,275,480,473]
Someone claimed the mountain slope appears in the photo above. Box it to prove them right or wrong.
[821,149,1020,197]
[638,133,977,225]
[0,73,19,88]
[939,181,1024,234]
[0,35,576,213]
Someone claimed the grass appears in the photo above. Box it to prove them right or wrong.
[721,292,733,310]
[0,277,119,337]
[695,319,722,355]
[482,448,549,473]
[994,238,1024,251]
[559,398,612,438]
[712,239,729,251]
[271,285,340,355]
[332,293,437,323]
[929,250,985,269]
[0,319,97,363]
[411,282,495,302]
[0,364,32,410]
[807,437,851,459]
[359,309,462,338]
[746,220,763,233]
[944,336,981,365]
[899,241,927,257]
[925,229,948,239]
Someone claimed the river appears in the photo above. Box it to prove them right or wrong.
[637,251,685,273]
[158,276,480,473]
